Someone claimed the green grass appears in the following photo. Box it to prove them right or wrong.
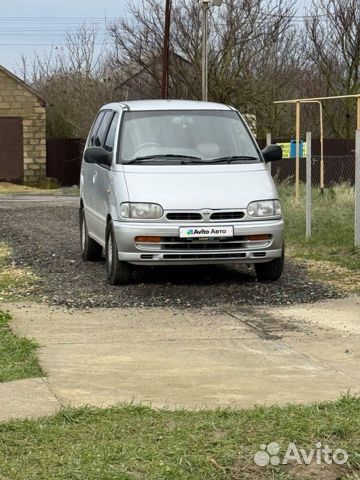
[279,183,360,271]
[0,310,42,382]
[0,397,359,479]
[0,243,42,381]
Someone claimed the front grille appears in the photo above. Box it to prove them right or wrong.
[210,211,245,220]
[166,212,203,221]
[165,210,246,221]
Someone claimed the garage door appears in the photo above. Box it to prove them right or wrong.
[0,117,23,182]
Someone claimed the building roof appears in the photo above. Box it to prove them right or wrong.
[0,65,47,106]
[102,99,234,111]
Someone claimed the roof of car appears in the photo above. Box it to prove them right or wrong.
[102,99,234,112]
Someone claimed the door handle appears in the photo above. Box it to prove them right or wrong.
[106,188,111,195]
[92,171,97,184]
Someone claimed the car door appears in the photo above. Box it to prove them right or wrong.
[82,110,106,237]
[91,111,118,243]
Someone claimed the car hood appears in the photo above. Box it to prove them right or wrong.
[122,163,277,210]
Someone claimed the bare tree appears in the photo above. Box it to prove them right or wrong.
[20,24,117,138]
[18,0,359,140]
[106,0,305,137]
[306,0,360,137]
[107,0,166,98]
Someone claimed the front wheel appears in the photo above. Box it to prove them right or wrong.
[105,221,132,285]
[254,244,284,282]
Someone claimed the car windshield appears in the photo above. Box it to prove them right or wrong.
[118,110,260,164]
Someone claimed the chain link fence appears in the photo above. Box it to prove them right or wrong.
[270,154,356,187]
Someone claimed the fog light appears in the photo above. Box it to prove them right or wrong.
[247,234,271,241]
[135,236,161,243]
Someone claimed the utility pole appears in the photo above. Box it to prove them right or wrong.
[161,0,172,99]
[201,0,222,102]
[295,101,301,200]
[201,1,209,101]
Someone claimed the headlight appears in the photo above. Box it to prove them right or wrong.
[120,202,163,219]
[247,200,281,217]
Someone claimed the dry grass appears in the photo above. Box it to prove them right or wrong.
[293,255,360,294]
[0,243,37,301]
[0,182,79,195]
[0,182,52,194]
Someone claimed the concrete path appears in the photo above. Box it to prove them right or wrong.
[1,296,360,421]
[0,378,60,421]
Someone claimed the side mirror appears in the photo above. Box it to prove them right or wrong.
[84,146,112,166]
[262,145,282,163]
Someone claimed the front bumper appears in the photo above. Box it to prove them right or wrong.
[112,218,284,265]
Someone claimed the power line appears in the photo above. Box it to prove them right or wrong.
[0,13,328,23]
[0,16,122,19]
[0,32,108,36]
[0,43,112,46]
[258,12,328,19]
[0,10,330,48]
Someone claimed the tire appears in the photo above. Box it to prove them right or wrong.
[105,221,132,285]
[255,244,285,282]
[79,207,103,261]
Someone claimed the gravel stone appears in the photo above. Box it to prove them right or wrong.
[0,199,342,309]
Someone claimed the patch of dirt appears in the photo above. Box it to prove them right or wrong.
[0,199,343,309]
[229,459,353,480]
[301,259,360,294]
[227,460,276,480]
[226,306,302,340]
[285,460,353,479]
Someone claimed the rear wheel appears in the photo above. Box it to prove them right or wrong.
[255,244,284,282]
[105,221,132,285]
[79,207,103,261]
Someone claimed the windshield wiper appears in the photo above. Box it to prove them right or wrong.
[172,155,259,164]
[199,155,259,164]
[124,154,259,165]
[124,154,202,164]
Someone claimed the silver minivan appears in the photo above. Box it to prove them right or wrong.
[80,100,284,285]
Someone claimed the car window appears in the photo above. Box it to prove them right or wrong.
[119,110,260,163]
[94,111,114,147]
[89,111,105,146]
[104,113,119,152]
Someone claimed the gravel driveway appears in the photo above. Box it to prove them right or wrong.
[0,196,340,309]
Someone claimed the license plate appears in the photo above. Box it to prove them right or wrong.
[179,226,234,239]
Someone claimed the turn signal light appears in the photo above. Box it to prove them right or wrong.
[247,234,271,241]
[135,236,161,243]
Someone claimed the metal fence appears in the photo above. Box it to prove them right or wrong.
[258,137,356,187]
[270,155,355,186]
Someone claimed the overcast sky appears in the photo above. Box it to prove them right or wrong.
[1,0,310,75]
[0,0,133,73]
